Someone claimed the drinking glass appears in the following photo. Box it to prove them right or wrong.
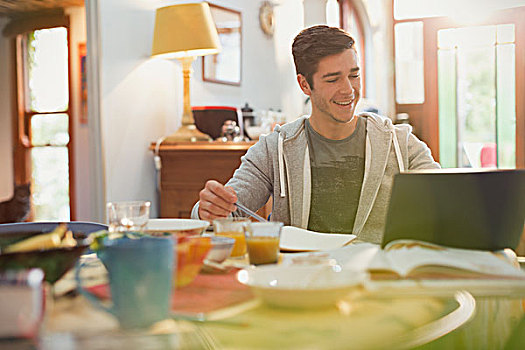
[106,201,151,233]
[244,222,283,265]
[213,217,250,258]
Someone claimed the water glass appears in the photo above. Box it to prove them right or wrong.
[106,201,151,233]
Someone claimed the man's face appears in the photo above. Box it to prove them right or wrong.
[299,49,361,125]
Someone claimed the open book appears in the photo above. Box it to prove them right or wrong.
[365,240,525,280]
[283,239,525,280]
[282,239,525,296]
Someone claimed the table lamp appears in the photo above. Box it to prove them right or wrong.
[151,2,221,141]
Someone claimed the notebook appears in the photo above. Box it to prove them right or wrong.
[382,169,525,250]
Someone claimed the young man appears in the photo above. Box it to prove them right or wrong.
[192,25,439,244]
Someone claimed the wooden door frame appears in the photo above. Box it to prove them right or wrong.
[12,17,77,219]
[393,6,525,168]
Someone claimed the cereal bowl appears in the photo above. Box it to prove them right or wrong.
[145,219,209,236]
[0,222,107,283]
[237,264,366,309]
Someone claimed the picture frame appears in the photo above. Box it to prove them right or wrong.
[202,4,242,86]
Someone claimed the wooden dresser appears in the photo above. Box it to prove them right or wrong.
[151,141,271,219]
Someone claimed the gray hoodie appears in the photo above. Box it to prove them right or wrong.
[192,113,440,243]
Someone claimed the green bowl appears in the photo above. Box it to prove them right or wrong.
[0,222,106,284]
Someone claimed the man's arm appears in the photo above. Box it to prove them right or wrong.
[195,181,238,221]
[407,133,441,170]
[191,135,275,220]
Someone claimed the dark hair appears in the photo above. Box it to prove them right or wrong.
[292,25,355,89]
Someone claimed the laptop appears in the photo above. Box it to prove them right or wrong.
[382,169,525,250]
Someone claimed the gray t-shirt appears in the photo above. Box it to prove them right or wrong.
[305,117,366,234]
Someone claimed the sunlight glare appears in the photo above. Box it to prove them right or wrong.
[395,0,525,20]
[29,27,68,112]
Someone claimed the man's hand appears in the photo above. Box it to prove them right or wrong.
[198,180,238,221]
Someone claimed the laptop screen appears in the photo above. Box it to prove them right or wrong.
[382,169,525,250]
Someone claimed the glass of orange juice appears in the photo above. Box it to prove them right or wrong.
[244,222,283,265]
[212,217,250,258]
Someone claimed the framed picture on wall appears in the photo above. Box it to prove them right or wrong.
[202,4,242,86]
[79,43,88,124]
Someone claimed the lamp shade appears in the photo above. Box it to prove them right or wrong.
[151,2,221,59]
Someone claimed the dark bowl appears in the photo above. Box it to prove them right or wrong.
[0,222,107,284]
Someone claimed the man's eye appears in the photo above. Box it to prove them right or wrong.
[326,79,337,83]
[350,74,360,79]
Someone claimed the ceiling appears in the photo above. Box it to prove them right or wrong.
[0,0,84,17]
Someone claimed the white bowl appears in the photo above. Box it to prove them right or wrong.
[204,235,235,263]
[245,126,267,139]
[145,219,209,236]
[237,265,366,309]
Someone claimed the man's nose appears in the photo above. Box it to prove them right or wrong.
[339,78,355,95]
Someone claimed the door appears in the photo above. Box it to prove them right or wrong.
[394,5,525,168]
[437,23,516,168]
[15,24,75,220]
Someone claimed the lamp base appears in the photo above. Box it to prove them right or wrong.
[164,124,211,142]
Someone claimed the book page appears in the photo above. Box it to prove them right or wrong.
[281,243,380,271]
[279,226,356,252]
[380,240,525,278]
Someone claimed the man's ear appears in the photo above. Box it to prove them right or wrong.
[297,74,312,96]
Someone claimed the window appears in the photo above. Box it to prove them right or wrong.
[394,22,424,104]
[18,27,72,220]
[392,0,524,168]
[438,24,516,168]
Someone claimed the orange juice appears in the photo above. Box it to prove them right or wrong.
[246,236,280,265]
[216,231,246,257]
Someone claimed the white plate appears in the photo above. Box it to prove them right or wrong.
[279,226,356,252]
[145,219,209,235]
[237,264,366,308]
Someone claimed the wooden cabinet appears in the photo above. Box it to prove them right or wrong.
[151,141,271,219]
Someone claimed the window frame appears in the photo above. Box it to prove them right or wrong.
[13,18,76,220]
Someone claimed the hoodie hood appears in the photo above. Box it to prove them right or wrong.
[275,112,402,138]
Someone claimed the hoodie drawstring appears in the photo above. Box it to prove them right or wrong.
[391,127,405,172]
[278,134,286,197]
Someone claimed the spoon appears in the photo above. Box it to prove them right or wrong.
[235,202,267,222]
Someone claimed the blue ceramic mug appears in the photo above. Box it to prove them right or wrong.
[76,236,174,329]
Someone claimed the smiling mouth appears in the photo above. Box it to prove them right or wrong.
[333,100,353,106]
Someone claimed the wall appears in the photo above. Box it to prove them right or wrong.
[98,0,176,218]
[0,18,13,202]
[361,0,395,117]
[303,0,328,26]
[65,6,91,220]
